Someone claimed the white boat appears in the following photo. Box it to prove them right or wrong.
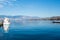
[3,17,10,32]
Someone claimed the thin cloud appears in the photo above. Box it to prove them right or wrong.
[0,0,16,2]
[0,0,7,2]
[0,0,17,8]
[0,4,4,8]
[12,0,17,1]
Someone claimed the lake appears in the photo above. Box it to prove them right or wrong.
[0,21,60,40]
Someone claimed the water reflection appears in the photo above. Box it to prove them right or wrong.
[0,20,60,40]
[3,24,10,33]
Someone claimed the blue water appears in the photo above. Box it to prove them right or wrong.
[0,21,60,40]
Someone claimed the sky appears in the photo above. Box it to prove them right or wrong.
[0,0,60,17]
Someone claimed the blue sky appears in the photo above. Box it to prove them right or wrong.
[0,0,60,17]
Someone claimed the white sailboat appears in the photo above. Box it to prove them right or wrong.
[3,17,10,32]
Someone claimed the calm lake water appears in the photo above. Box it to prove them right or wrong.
[0,21,60,40]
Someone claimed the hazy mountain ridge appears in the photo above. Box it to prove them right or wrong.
[0,15,60,21]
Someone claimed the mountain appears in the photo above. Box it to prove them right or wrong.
[0,15,60,21]
[0,15,23,18]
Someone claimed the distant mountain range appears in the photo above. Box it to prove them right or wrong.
[0,15,23,18]
[0,15,40,19]
[0,15,60,21]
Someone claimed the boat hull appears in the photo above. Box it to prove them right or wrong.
[52,21,60,23]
